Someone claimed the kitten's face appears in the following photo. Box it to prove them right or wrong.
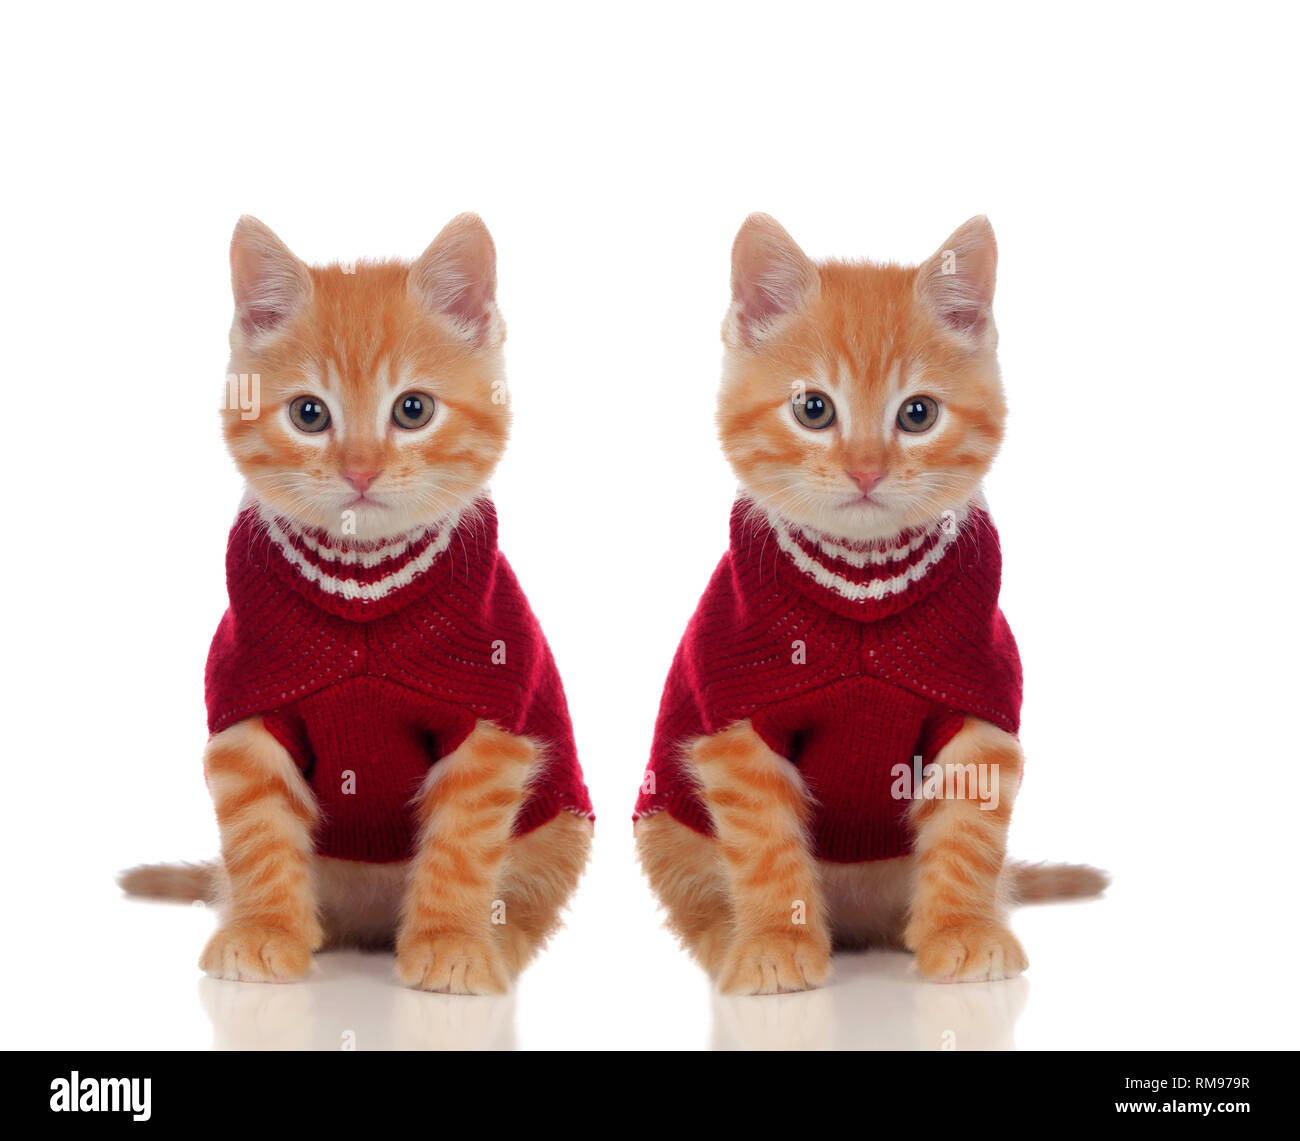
[222,214,508,541]
[717,215,1006,543]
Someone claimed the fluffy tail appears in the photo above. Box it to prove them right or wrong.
[119,857,1105,909]
[1007,860,1109,903]
[117,860,223,904]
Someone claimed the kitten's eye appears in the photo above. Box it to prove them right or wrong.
[792,391,836,430]
[393,391,435,430]
[897,395,940,434]
[288,395,331,434]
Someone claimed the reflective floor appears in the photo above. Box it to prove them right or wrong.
[192,948,1029,1051]
[10,853,1289,1051]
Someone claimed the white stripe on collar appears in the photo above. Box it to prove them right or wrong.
[262,514,456,603]
[787,520,940,568]
[288,521,438,568]
[767,504,970,603]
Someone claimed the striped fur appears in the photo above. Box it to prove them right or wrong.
[902,718,1027,981]
[198,718,323,982]
[637,215,1105,993]
[120,216,591,991]
[396,721,545,995]
[718,214,1006,544]
[222,213,510,543]
[686,722,831,994]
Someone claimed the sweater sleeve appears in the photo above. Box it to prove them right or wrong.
[483,555,593,828]
[636,638,709,825]
[514,642,593,830]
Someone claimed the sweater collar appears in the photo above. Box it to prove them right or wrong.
[250,498,496,621]
[730,497,977,621]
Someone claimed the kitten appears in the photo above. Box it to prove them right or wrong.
[121,215,593,994]
[635,214,1105,994]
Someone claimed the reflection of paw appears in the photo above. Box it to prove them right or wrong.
[712,984,836,1050]
[718,932,832,995]
[395,931,510,995]
[392,985,518,1050]
[913,924,1027,983]
[197,972,318,1049]
[199,923,314,982]
[911,971,1030,1050]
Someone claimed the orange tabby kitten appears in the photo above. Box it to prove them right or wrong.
[635,214,1105,995]
[121,215,592,994]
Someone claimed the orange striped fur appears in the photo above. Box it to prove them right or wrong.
[637,215,1105,993]
[902,718,1028,982]
[199,718,322,981]
[121,215,591,991]
[718,213,1004,543]
[222,213,509,542]
[688,722,831,994]
[395,721,544,995]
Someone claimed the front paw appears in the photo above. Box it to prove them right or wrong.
[912,923,1028,983]
[395,930,510,995]
[717,932,832,996]
[199,922,315,982]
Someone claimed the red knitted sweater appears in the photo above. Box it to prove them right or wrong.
[635,500,1022,863]
[205,501,593,863]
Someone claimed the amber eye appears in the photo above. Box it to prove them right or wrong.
[288,395,331,433]
[792,391,836,430]
[393,391,435,430]
[897,395,940,434]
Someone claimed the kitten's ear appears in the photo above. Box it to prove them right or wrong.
[408,213,502,349]
[917,216,998,341]
[229,216,312,338]
[725,213,819,349]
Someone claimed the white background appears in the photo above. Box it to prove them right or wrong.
[2,1,1297,1050]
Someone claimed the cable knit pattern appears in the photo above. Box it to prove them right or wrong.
[635,499,1022,863]
[205,502,593,863]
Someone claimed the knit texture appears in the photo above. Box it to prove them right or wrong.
[635,499,1022,862]
[206,501,592,863]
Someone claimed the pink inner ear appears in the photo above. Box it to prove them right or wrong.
[239,300,291,336]
[922,262,993,339]
[419,271,493,345]
[738,277,794,329]
[923,220,997,338]
[230,223,306,338]
[439,277,492,335]
[939,305,988,335]
[733,253,815,345]
[410,217,498,345]
[729,216,817,346]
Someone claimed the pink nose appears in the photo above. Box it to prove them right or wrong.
[847,469,885,495]
[343,469,381,493]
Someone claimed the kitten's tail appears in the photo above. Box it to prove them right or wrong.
[1007,860,1109,903]
[118,857,1106,908]
[118,860,223,904]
